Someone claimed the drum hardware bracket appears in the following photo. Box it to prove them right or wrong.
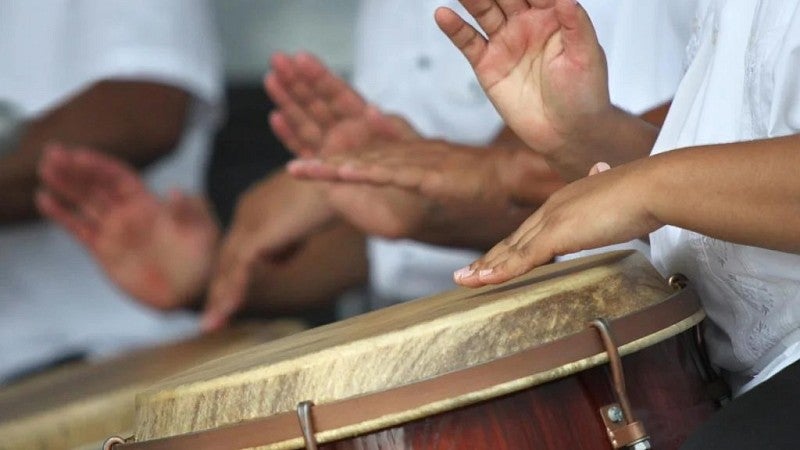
[591,318,652,450]
[297,400,319,450]
[103,435,133,450]
[672,274,732,407]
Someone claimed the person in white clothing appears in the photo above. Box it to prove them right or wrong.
[436,0,800,447]
[0,0,223,383]
[38,0,693,330]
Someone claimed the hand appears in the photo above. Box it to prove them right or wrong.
[265,52,418,157]
[202,172,337,331]
[436,0,611,173]
[288,140,564,208]
[453,161,662,287]
[37,144,219,309]
[288,140,564,249]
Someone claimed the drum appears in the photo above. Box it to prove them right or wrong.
[0,321,305,450]
[110,251,717,450]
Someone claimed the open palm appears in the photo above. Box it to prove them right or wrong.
[37,145,219,310]
[436,0,610,155]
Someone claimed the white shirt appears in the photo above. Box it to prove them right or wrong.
[650,0,800,394]
[354,0,692,307]
[0,0,223,382]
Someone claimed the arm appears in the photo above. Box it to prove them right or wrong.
[288,137,564,249]
[455,135,800,286]
[287,99,673,249]
[2,80,189,222]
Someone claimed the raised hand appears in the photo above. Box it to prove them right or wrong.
[453,160,662,287]
[37,144,219,309]
[436,0,612,177]
[265,52,418,157]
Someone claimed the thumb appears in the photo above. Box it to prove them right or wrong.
[555,0,601,61]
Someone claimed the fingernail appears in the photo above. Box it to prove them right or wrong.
[454,266,475,280]
[478,269,495,279]
[286,160,303,172]
[595,162,611,173]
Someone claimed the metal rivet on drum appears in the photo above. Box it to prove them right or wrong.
[606,405,624,423]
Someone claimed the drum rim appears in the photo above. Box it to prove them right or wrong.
[115,283,704,450]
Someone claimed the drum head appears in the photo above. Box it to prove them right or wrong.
[0,321,304,450]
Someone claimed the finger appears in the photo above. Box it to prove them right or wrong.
[286,159,346,181]
[479,246,550,285]
[265,74,323,148]
[271,53,320,113]
[435,7,488,67]
[38,146,98,211]
[338,161,399,186]
[72,149,123,216]
[269,111,309,157]
[273,105,323,150]
[588,161,611,176]
[295,52,367,120]
[36,190,97,247]
[554,0,600,62]
[202,249,252,332]
[497,0,529,16]
[458,0,507,36]
[87,151,144,202]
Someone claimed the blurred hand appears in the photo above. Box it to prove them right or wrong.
[288,140,564,209]
[265,52,418,157]
[37,144,219,309]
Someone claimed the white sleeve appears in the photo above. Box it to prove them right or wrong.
[582,0,695,115]
[62,0,223,107]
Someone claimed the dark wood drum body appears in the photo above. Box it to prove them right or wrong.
[113,251,717,450]
[324,334,713,449]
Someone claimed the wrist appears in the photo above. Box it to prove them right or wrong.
[625,155,667,231]
[496,146,566,208]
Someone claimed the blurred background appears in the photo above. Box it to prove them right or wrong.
[215,0,358,84]
[207,0,360,228]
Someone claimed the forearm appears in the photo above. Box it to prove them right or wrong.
[411,142,559,250]
[0,80,190,222]
[639,134,800,253]
[551,106,660,182]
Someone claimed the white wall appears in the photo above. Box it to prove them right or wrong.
[214,0,359,83]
